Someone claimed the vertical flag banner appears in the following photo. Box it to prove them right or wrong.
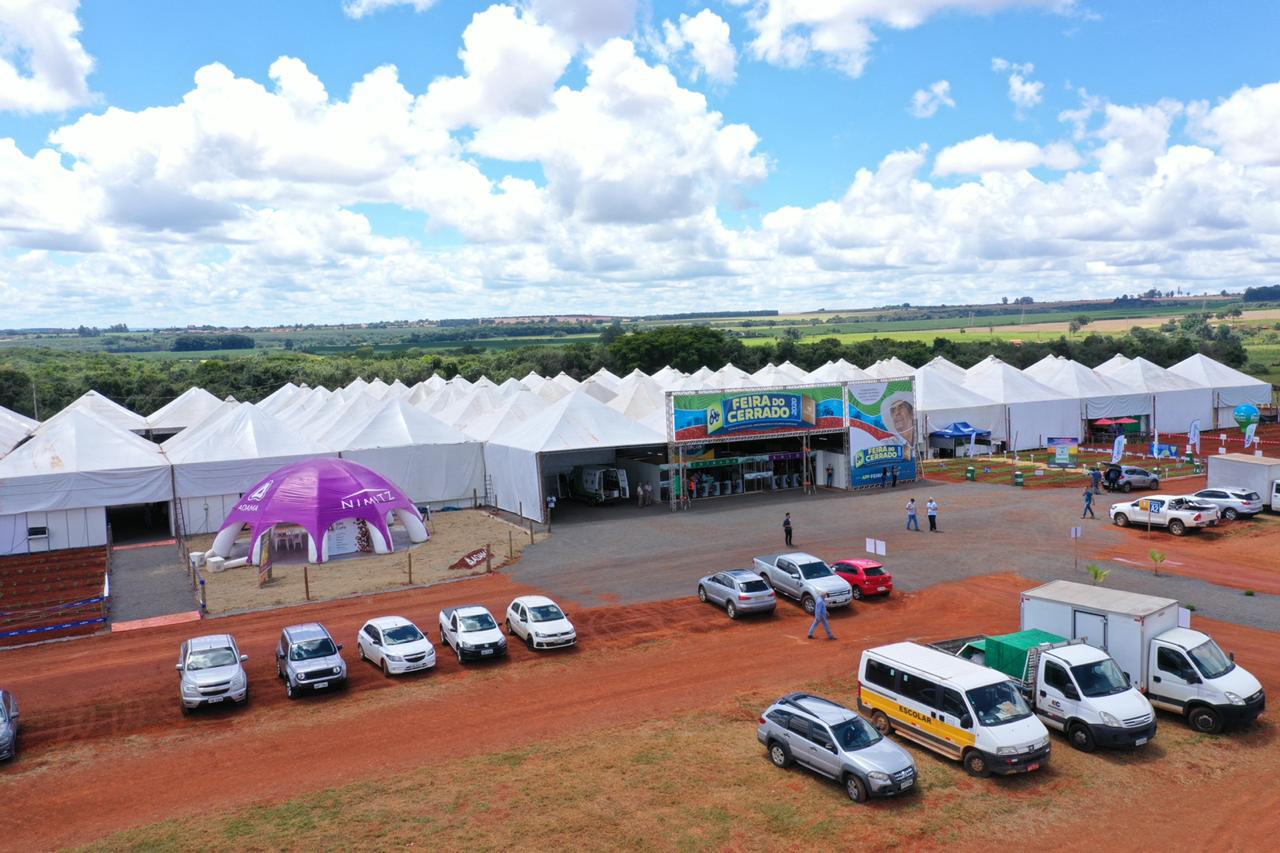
[1188,419,1201,455]
[848,379,917,486]
[1111,435,1126,464]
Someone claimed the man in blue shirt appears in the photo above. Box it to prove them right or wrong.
[808,592,835,640]
[1082,487,1096,519]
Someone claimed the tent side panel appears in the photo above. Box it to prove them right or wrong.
[341,443,486,506]
[484,443,544,522]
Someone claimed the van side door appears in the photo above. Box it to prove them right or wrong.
[936,687,975,752]
[1149,644,1200,712]
[898,671,960,758]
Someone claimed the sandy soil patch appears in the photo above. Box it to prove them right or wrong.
[190,510,545,614]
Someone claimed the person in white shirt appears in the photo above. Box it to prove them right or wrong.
[926,498,939,532]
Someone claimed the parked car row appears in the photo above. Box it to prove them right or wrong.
[177,595,576,712]
[699,552,894,619]
[758,580,1264,803]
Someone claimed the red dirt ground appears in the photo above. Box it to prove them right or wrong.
[0,571,1277,850]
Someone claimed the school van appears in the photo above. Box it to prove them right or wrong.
[857,643,1051,777]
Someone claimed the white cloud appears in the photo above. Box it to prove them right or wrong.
[342,0,439,19]
[992,57,1043,111]
[527,0,637,45]
[1093,100,1180,175]
[739,1,1073,77]
[934,133,1079,174]
[0,0,94,112]
[1187,81,1280,167]
[657,10,738,85]
[909,80,955,118]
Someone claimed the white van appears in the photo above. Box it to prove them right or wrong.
[857,643,1051,777]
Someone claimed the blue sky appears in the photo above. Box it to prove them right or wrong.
[1,1,1279,325]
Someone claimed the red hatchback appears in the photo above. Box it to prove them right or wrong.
[831,559,893,600]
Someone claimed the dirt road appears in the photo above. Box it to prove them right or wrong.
[0,571,1276,850]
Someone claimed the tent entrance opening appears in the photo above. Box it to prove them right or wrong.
[106,501,172,545]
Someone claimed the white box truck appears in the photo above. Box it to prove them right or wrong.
[1206,453,1280,511]
[1020,580,1265,734]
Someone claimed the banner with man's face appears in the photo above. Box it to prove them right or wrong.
[848,379,917,486]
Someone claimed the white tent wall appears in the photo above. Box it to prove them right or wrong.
[484,443,544,522]
[1081,393,1154,420]
[0,466,172,515]
[813,450,849,489]
[1211,387,1272,428]
[339,444,487,507]
[175,494,241,536]
[1151,389,1215,433]
[1006,399,1082,450]
[0,507,107,556]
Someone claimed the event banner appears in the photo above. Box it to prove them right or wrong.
[848,379,918,486]
[671,386,845,443]
[1047,436,1080,468]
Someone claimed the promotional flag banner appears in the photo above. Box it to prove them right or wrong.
[1111,435,1126,464]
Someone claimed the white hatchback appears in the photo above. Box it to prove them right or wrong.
[505,595,577,650]
[356,616,437,676]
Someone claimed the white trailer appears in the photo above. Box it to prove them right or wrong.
[1206,453,1280,511]
[1020,580,1265,734]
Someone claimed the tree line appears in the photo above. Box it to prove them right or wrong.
[0,321,1255,419]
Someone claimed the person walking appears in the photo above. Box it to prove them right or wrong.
[1090,467,1102,494]
[880,467,888,488]
[783,512,794,547]
[926,497,939,532]
[825,463,834,488]
[807,592,835,640]
[1082,487,1096,519]
[890,466,899,488]
[906,498,920,531]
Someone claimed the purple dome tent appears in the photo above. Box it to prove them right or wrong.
[209,457,428,564]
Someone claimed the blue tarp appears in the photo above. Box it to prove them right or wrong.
[930,421,992,439]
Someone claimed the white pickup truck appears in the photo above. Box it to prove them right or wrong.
[752,553,853,614]
[438,605,507,663]
[1108,494,1219,536]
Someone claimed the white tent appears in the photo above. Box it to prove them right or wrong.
[1094,357,1213,433]
[1169,354,1273,428]
[472,376,499,391]
[386,379,410,398]
[551,372,581,391]
[606,374,667,422]
[366,378,392,399]
[752,363,802,387]
[589,368,621,390]
[329,397,486,506]
[1094,354,1131,373]
[1,404,38,431]
[914,365,1006,443]
[1,407,36,457]
[521,371,547,391]
[257,382,300,414]
[776,361,810,383]
[421,374,447,393]
[498,377,527,395]
[964,357,1081,449]
[346,377,370,394]
[1023,357,1154,422]
[865,358,916,379]
[710,363,756,387]
[146,387,226,434]
[165,403,332,534]
[39,390,148,434]
[462,388,550,441]
[436,385,508,429]
[485,391,666,522]
[578,377,618,403]
[650,366,686,389]
[535,380,570,402]
[407,383,438,407]
[808,359,873,383]
[920,356,967,381]
[0,410,170,554]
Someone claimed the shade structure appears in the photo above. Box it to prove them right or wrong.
[865,358,916,379]
[462,388,550,441]
[606,374,667,422]
[931,422,992,438]
[146,386,227,434]
[1094,356,1212,432]
[964,357,1081,449]
[1168,353,1273,428]
[39,390,148,435]
[914,364,1006,442]
[808,359,872,383]
[209,457,427,564]
[0,407,36,457]
[1023,356,1153,421]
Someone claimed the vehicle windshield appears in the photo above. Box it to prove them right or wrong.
[798,561,833,580]
[1188,639,1235,679]
[383,625,424,645]
[864,567,886,577]
[460,614,497,632]
[289,638,337,661]
[1071,659,1130,697]
[966,682,1034,726]
[529,605,564,622]
[740,580,769,593]
[831,716,882,751]
[186,647,238,670]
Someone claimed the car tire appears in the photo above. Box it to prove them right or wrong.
[1113,513,1129,528]
[871,711,893,736]
[768,741,792,768]
[802,595,816,615]
[962,749,991,778]
[238,689,250,707]
[286,680,296,700]
[1068,722,1096,753]
[526,633,535,651]
[358,644,366,662]
[1224,508,1238,520]
[844,774,868,803]
[1189,705,1224,734]
[726,601,738,619]
[1150,479,1159,490]
[457,647,464,665]
[506,619,514,635]
[381,659,390,678]
[1122,482,1132,493]
[1169,520,1187,536]
[852,586,864,601]
[180,702,192,716]
[697,586,708,603]
[439,633,449,649]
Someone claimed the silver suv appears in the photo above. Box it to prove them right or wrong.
[757,692,917,802]
[1107,465,1159,493]
[276,623,347,699]
[0,689,18,761]
[177,634,249,713]
[1191,487,1263,520]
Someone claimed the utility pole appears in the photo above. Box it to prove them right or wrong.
[31,381,38,420]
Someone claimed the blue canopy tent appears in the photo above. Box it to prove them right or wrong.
[929,421,993,458]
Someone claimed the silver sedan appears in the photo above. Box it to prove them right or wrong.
[697,569,776,619]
